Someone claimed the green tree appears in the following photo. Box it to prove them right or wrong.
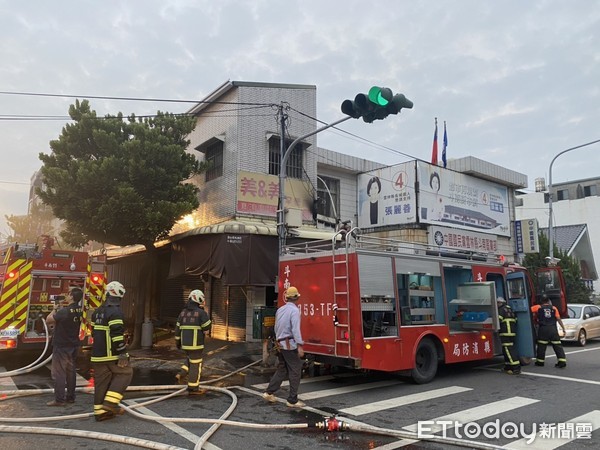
[5,202,57,245]
[38,100,201,346]
[523,232,591,303]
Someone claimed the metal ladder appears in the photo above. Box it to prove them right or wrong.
[331,229,355,357]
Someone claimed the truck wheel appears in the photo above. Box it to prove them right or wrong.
[411,339,438,384]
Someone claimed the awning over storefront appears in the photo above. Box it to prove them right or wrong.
[169,233,278,285]
[102,219,337,286]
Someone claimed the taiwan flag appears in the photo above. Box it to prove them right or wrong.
[431,119,438,165]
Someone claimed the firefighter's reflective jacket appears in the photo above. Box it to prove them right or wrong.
[90,298,127,362]
[498,304,517,337]
[175,301,212,351]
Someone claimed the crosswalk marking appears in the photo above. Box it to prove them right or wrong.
[299,380,400,401]
[251,372,356,390]
[0,367,17,390]
[340,386,473,416]
[124,399,223,450]
[504,410,600,449]
[402,396,540,433]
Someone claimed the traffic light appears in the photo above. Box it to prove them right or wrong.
[341,86,413,123]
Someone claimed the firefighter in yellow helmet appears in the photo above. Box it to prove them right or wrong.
[91,281,133,421]
[175,289,212,394]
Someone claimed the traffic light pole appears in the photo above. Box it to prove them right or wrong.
[278,115,352,257]
[547,138,600,264]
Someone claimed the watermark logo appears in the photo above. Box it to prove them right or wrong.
[417,420,592,444]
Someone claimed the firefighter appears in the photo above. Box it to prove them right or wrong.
[175,289,212,394]
[531,294,567,368]
[45,287,83,406]
[91,281,133,421]
[497,296,520,375]
[262,286,305,408]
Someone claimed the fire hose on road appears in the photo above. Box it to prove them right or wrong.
[0,320,505,450]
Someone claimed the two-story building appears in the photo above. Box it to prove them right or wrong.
[58,80,532,342]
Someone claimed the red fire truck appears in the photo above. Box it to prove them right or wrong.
[278,232,567,383]
[0,236,106,352]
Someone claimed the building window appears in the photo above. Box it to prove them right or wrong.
[317,176,340,219]
[268,137,303,179]
[584,185,597,197]
[205,141,223,182]
[557,189,569,201]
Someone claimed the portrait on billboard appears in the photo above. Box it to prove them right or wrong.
[366,176,381,225]
[357,162,417,229]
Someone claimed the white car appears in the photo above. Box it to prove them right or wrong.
[561,304,600,346]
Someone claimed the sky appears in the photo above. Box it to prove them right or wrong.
[1,0,600,238]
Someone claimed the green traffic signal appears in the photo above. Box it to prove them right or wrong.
[341,87,412,122]
[368,86,393,106]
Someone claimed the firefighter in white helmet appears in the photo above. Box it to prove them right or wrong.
[90,281,133,421]
[175,289,212,394]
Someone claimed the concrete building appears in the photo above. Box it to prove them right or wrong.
[515,176,599,291]
[33,80,530,343]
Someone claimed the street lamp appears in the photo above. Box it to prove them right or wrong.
[547,138,600,263]
[278,116,352,256]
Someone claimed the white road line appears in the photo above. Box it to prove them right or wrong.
[403,396,540,433]
[251,372,356,390]
[299,380,400,401]
[504,410,600,449]
[124,399,223,450]
[481,367,600,386]
[372,440,420,449]
[0,367,17,390]
[479,345,600,369]
[340,386,473,416]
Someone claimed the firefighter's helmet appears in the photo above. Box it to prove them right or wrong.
[106,281,126,298]
[189,289,205,305]
[496,296,507,305]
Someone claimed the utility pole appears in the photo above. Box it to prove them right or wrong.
[548,138,600,264]
[278,116,352,256]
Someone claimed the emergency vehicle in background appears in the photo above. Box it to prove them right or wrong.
[279,231,568,384]
[0,235,106,352]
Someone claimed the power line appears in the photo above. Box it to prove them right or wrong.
[0,90,274,107]
[0,180,30,186]
[288,107,426,164]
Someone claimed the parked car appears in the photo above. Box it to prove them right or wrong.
[561,304,600,346]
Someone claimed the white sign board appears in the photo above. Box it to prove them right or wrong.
[357,162,417,228]
[417,161,510,237]
[429,225,499,253]
[515,219,539,254]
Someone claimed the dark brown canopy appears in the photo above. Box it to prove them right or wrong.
[169,234,278,286]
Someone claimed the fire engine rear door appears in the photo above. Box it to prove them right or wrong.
[506,271,535,358]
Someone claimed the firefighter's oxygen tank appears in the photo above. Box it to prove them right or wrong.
[141,318,154,349]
